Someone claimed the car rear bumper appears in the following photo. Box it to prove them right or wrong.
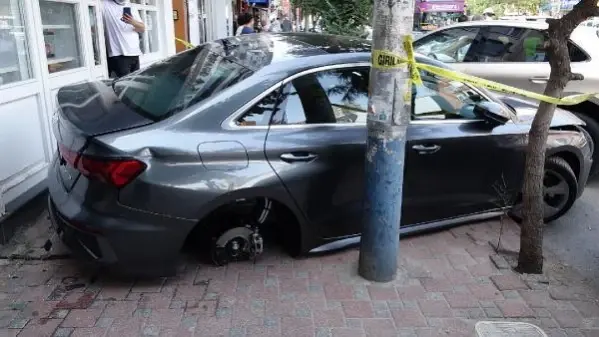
[47,159,196,276]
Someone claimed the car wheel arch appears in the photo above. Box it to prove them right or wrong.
[549,150,581,181]
[182,194,306,257]
[557,97,599,176]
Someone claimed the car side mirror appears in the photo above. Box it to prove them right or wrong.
[473,101,510,126]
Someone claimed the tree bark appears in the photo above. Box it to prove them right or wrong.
[516,0,599,274]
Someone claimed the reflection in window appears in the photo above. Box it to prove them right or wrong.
[88,6,101,66]
[273,68,370,125]
[413,70,485,120]
[40,0,83,73]
[0,0,32,86]
[113,46,253,121]
[237,90,280,126]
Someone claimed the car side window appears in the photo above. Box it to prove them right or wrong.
[236,89,281,127]
[413,27,481,63]
[412,69,487,121]
[568,42,588,62]
[271,68,369,125]
[469,27,588,63]
[467,26,534,62]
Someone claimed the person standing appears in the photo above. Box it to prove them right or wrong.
[102,0,145,78]
[482,8,496,20]
[271,17,282,32]
[236,12,255,35]
[281,16,293,32]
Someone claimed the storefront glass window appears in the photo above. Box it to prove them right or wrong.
[40,1,83,74]
[130,0,156,5]
[0,0,32,86]
[88,6,101,66]
[146,10,158,53]
[130,1,160,55]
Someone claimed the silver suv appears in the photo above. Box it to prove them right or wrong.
[414,20,599,176]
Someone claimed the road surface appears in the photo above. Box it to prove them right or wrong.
[545,176,599,288]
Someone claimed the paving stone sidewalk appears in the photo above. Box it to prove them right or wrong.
[0,211,598,337]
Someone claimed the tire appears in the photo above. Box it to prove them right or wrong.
[509,156,578,224]
[573,112,599,178]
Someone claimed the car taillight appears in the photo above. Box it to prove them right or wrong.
[58,145,146,188]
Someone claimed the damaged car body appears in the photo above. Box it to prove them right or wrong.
[47,33,593,276]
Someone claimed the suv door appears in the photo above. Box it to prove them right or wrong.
[264,66,370,240]
[415,25,591,95]
[461,26,550,91]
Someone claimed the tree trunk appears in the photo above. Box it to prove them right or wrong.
[358,0,414,282]
[516,0,598,274]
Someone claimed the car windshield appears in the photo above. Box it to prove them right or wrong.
[112,45,253,121]
[414,27,478,63]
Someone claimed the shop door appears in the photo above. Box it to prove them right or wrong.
[173,0,188,53]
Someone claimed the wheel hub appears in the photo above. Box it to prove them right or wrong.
[211,226,264,266]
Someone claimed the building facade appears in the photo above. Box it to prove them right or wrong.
[0,0,176,218]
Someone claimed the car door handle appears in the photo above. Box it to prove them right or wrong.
[412,144,441,154]
[529,76,549,84]
[280,152,318,163]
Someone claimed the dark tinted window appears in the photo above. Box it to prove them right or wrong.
[413,27,481,63]
[471,27,588,62]
[467,26,534,62]
[237,90,281,127]
[113,46,253,121]
[568,43,588,62]
[413,69,488,120]
[272,68,369,125]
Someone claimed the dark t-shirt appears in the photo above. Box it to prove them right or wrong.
[241,26,254,35]
[281,19,292,32]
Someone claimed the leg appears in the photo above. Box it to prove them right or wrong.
[108,56,130,78]
[129,56,140,73]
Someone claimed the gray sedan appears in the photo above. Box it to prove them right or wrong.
[414,20,599,176]
[48,33,592,276]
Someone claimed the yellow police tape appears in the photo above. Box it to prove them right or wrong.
[175,37,195,49]
[374,35,597,106]
[175,36,597,106]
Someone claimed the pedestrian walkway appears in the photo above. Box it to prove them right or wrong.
[0,214,598,337]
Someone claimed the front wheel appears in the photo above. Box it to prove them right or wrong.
[509,157,578,223]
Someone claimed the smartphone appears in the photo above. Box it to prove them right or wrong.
[122,7,131,21]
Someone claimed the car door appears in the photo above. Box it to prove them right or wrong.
[402,69,527,226]
[264,65,369,240]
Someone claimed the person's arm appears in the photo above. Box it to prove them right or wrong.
[124,9,145,33]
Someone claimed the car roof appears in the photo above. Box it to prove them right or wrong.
[206,32,453,72]
[205,33,371,70]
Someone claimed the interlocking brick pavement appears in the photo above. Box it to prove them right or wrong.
[0,217,598,336]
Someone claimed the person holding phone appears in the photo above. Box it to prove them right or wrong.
[102,0,145,78]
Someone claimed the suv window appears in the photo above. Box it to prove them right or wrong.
[113,46,253,121]
[469,26,588,62]
[272,68,369,125]
[413,27,481,63]
[413,69,488,120]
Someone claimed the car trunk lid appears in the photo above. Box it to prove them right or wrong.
[53,81,152,192]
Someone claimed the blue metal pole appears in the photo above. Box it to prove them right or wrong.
[358,0,414,283]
